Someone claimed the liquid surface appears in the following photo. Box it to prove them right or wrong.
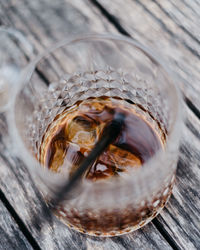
[40,97,162,181]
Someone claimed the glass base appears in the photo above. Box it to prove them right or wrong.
[54,175,174,237]
[59,202,167,237]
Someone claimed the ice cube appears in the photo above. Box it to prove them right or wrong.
[46,139,68,172]
[97,145,141,174]
[66,115,97,150]
[108,145,141,171]
[60,143,84,177]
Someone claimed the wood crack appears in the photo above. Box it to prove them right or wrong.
[0,1,199,248]
[184,96,200,120]
[89,0,131,36]
[153,218,181,250]
[88,1,200,249]
[0,188,41,250]
[35,68,50,86]
[185,119,200,139]
[90,0,200,121]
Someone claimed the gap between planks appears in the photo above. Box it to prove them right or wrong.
[89,0,200,122]
[0,188,41,250]
[0,1,199,248]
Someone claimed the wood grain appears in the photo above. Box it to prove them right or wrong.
[0,0,116,54]
[0,0,199,249]
[0,200,32,250]
[0,115,172,249]
[91,1,200,249]
[154,105,200,250]
[95,0,200,110]
[0,0,173,249]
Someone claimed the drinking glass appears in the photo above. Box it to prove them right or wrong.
[6,34,181,236]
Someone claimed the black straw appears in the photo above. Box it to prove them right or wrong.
[32,112,125,230]
[50,112,125,209]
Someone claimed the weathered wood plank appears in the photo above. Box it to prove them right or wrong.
[95,0,200,111]
[89,1,200,248]
[0,200,32,250]
[0,0,173,249]
[0,0,116,53]
[0,113,172,249]
[153,105,200,250]
[0,0,200,249]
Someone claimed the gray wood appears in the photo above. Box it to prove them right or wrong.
[91,0,200,249]
[97,0,200,110]
[0,0,116,54]
[0,0,199,249]
[0,200,32,250]
[156,105,200,250]
[0,118,172,249]
[0,0,173,249]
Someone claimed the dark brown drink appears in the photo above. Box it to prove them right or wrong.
[40,96,162,178]
[39,96,173,236]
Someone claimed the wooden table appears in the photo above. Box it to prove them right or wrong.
[0,0,199,249]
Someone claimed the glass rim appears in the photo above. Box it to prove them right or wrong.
[7,33,182,191]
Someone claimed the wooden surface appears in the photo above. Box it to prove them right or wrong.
[0,0,199,249]
[0,200,32,250]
